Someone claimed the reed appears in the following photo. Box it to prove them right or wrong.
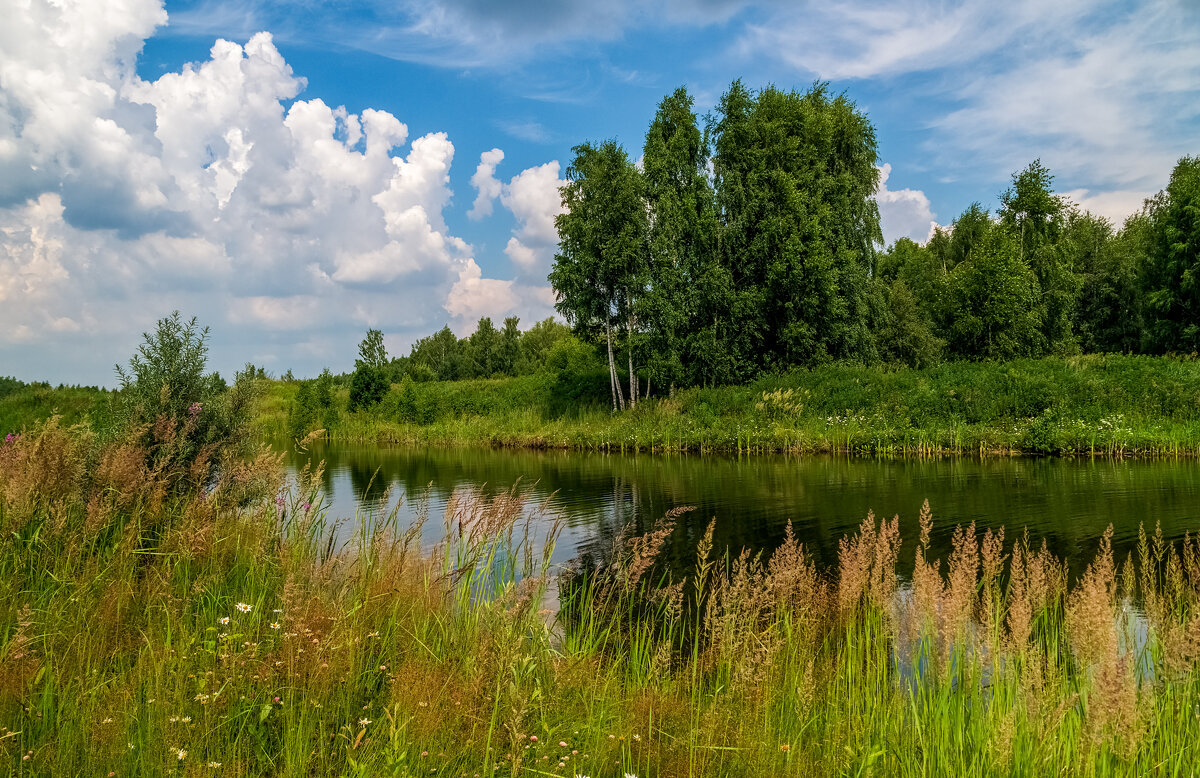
[2,418,1200,776]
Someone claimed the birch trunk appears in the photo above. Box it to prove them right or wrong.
[626,312,637,409]
[606,318,624,411]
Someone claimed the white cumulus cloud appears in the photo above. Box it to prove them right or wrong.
[0,0,550,383]
[469,153,567,276]
[874,163,937,246]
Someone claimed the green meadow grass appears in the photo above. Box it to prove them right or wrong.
[0,380,110,437]
[2,418,1200,776]
[255,355,1200,457]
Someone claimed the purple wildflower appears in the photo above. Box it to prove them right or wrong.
[188,402,202,417]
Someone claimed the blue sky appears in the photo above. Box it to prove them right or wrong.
[2,0,1198,385]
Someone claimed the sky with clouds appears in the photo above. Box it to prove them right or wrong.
[2,0,1197,385]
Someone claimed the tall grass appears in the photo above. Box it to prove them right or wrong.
[251,355,1200,457]
[3,418,1200,775]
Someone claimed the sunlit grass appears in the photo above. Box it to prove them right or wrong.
[246,354,1200,457]
[4,418,1200,775]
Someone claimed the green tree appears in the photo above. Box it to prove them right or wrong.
[518,318,572,374]
[497,316,522,376]
[876,279,944,368]
[314,368,339,430]
[945,226,1042,360]
[711,81,882,377]
[348,329,389,411]
[550,140,649,409]
[1000,161,1077,354]
[466,317,500,378]
[1143,156,1200,352]
[642,86,718,395]
[1066,211,1144,353]
[114,311,255,485]
[409,326,462,381]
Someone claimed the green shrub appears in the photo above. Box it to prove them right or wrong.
[113,312,256,483]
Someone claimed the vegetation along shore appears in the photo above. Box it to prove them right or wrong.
[7,352,1200,458]
[4,327,1200,775]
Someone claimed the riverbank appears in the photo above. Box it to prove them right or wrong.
[1,417,1197,775]
[256,354,1200,457]
[0,378,108,436]
[7,355,1200,457]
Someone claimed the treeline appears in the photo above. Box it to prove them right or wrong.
[286,317,597,434]
[550,80,1200,409]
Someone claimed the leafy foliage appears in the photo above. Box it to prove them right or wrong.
[1143,156,1200,353]
[113,311,256,483]
[348,329,389,412]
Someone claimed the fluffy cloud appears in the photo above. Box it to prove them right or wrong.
[453,151,566,330]
[501,161,566,275]
[1062,189,1150,228]
[0,0,547,383]
[874,163,937,246]
[469,148,505,219]
[470,152,566,277]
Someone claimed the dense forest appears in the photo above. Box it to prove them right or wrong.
[323,81,1197,418]
[549,81,1199,410]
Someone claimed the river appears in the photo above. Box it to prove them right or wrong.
[280,443,1200,577]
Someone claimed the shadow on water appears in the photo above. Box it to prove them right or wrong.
[280,442,1200,580]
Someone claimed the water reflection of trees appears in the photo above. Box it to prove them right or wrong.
[281,444,1200,578]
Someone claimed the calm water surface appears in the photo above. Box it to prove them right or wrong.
[281,443,1200,576]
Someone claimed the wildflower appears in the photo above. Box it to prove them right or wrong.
[102,717,114,724]
[208,762,222,768]
[218,617,229,625]
[559,741,568,748]
[188,402,202,417]
[195,693,210,703]
[529,735,538,742]
[359,718,371,727]
[235,602,252,613]
[176,748,187,760]
[780,744,790,752]
[270,622,280,629]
